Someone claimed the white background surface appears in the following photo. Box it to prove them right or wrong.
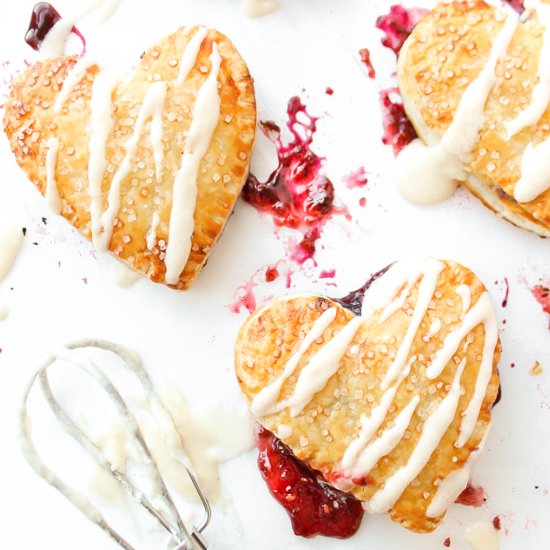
[0,0,549,548]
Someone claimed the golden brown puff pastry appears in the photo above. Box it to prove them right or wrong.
[398,0,550,237]
[235,259,501,533]
[4,26,256,290]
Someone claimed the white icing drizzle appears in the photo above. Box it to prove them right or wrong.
[364,259,444,390]
[367,358,467,513]
[177,26,208,85]
[54,57,96,114]
[428,318,442,337]
[98,81,167,251]
[506,0,550,137]
[514,137,550,202]
[443,15,518,160]
[455,284,472,316]
[241,0,278,17]
[109,260,141,288]
[0,225,23,282]
[395,141,464,205]
[251,307,337,417]
[425,292,498,447]
[426,431,488,518]
[164,44,222,285]
[465,522,500,550]
[276,424,294,439]
[344,396,420,480]
[340,355,416,477]
[396,14,518,205]
[285,317,364,417]
[40,19,74,57]
[88,71,118,250]
[45,137,62,214]
[39,0,122,57]
[146,212,161,250]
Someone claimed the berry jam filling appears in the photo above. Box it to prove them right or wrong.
[375,5,428,55]
[257,426,364,539]
[380,88,417,155]
[243,96,346,265]
[455,483,486,507]
[25,2,86,53]
[502,0,524,12]
[360,6,426,155]
[531,284,550,329]
[333,264,392,316]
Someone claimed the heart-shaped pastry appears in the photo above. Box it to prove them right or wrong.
[397,0,550,237]
[235,259,501,533]
[3,25,256,289]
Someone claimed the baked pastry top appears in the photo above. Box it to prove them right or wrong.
[4,26,256,290]
[398,0,550,237]
[235,259,501,533]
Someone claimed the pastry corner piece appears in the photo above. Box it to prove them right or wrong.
[397,0,550,237]
[235,259,501,533]
[3,25,256,290]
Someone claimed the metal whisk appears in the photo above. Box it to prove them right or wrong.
[19,339,211,550]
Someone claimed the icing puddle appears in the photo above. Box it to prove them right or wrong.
[21,341,254,546]
[232,96,351,313]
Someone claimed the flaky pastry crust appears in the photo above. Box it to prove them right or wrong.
[235,261,500,533]
[4,26,256,289]
[398,0,550,237]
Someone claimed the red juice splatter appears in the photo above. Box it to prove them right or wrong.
[502,277,510,307]
[344,167,368,189]
[243,96,347,265]
[358,48,376,79]
[375,5,428,55]
[364,6,425,156]
[319,269,336,279]
[502,0,524,12]
[230,277,258,314]
[325,87,334,95]
[493,516,502,530]
[379,88,417,155]
[455,483,486,507]
[265,265,279,282]
[25,2,86,54]
[257,426,364,539]
[444,538,451,548]
[359,197,367,207]
[531,284,550,329]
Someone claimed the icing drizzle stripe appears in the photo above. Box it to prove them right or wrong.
[367,358,467,513]
[97,81,167,252]
[164,44,222,285]
[251,307,338,417]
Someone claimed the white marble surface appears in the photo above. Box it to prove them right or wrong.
[0,0,549,548]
